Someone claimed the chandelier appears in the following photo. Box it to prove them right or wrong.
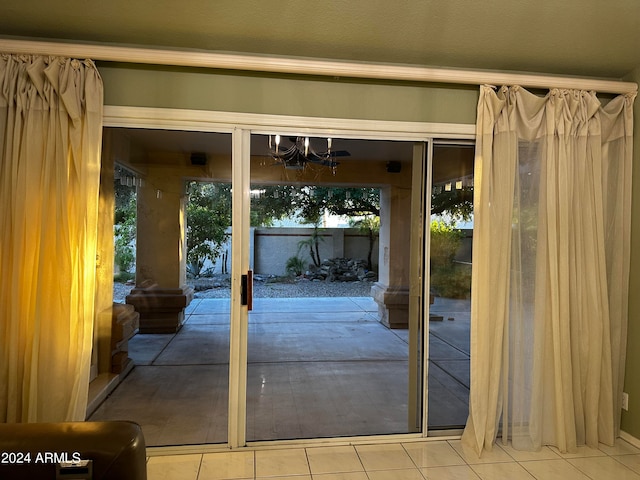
[268,135,348,171]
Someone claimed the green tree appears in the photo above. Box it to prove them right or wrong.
[186,182,232,277]
[114,166,137,219]
[292,186,380,222]
[113,167,137,279]
[249,185,380,226]
[431,186,473,222]
[114,193,137,276]
[349,215,380,270]
[318,187,380,218]
[250,185,299,226]
[297,221,324,267]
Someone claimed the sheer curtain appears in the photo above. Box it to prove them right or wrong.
[0,55,104,422]
[462,85,635,455]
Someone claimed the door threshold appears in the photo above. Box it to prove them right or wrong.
[145,432,464,457]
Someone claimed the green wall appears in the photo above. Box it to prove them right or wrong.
[622,65,640,438]
[97,63,478,124]
[98,61,640,439]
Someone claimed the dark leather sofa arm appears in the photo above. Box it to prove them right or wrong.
[0,421,146,479]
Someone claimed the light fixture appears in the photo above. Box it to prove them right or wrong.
[115,165,143,188]
[267,135,349,171]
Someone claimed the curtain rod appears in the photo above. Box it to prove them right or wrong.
[0,37,637,95]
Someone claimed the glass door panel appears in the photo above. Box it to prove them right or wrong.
[91,128,233,447]
[427,143,474,431]
[245,134,426,441]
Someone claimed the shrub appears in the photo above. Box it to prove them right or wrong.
[430,263,471,299]
[114,193,136,275]
[429,220,470,298]
[430,219,463,268]
[113,271,135,283]
[285,256,306,277]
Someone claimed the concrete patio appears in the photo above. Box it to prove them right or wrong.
[89,295,469,446]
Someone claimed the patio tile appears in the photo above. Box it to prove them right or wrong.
[190,298,231,314]
[154,324,230,365]
[251,296,370,313]
[249,311,376,323]
[128,333,176,365]
[186,313,229,325]
[248,321,407,363]
[89,365,229,446]
[430,359,469,388]
[246,360,408,440]
[95,295,471,445]
[429,335,469,361]
[427,364,470,429]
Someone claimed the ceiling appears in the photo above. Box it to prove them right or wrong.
[112,127,417,165]
[115,127,474,185]
[1,0,640,79]
[6,1,636,172]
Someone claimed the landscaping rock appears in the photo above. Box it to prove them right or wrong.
[304,257,377,283]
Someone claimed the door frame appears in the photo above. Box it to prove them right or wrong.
[103,105,475,449]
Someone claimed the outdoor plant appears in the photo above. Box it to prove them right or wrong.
[297,222,324,267]
[114,183,136,280]
[349,215,379,271]
[186,182,231,277]
[114,236,135,279]
[429,219,470,298]
[430,263,472,299]
[430,219,463,268]
[285,256,306,276]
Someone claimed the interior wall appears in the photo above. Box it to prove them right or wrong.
[622,65,640,439]
[97,61,640,440]
[97,63,478,124]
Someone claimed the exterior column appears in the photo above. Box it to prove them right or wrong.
[371,185,411,329]
[126,167,193,333]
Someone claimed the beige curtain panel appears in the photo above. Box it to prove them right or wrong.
[462,85,635,456]
[0,55,104,422]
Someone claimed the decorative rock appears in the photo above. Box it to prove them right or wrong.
[303,257,378,283]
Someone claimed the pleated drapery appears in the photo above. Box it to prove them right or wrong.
[0,54,104,422]
[462,85,635,455]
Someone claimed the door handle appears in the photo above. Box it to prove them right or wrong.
[241,270,253,311]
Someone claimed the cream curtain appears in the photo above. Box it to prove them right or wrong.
[462,85,635,455]
[0,55,104,422]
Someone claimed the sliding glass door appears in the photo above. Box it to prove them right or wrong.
[95,117,468,448]
[241,133,427,441]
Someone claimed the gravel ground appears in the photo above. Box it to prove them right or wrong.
[113,275,375,303]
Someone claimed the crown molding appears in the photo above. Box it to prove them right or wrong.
[0,37,637,95]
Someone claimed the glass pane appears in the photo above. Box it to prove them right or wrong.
[90,128,232,446]
[427,144,474,430]
[246,134,424,441]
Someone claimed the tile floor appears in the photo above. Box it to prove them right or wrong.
[146,437,640,480]
[90,296,470,445]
